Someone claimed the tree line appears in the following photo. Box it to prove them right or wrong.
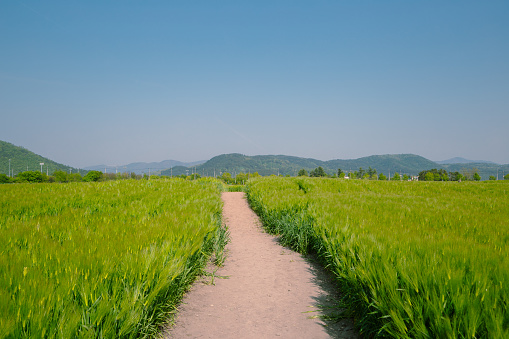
[298,166,408,180]
[297,166,509,181]
[2,166,508,184]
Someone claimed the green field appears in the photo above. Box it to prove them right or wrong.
[0,178,227,338]
[246,177,509,338]
[2,176,508,338]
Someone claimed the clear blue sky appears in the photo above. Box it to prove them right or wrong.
[1,1,508,167]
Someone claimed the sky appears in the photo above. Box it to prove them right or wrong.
[1,1,508,167]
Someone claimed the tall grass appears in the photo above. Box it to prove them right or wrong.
[0,178,227,338]
[246,177,509,338]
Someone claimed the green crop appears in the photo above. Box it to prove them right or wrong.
[246,177,509,338]
[0,178,227,338]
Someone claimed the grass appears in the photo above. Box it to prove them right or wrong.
[0,178,228,338]
[246,177,509,338]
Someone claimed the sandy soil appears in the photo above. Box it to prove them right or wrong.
[162,192,359,339]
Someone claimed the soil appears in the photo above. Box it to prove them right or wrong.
[162,192,359,339]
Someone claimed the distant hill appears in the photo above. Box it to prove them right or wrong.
[162,153,444,177]
[0,140,83,176]
[83,159,206,175]
[441,162,509,180]
[436,157,497,165]
[325,154,439,176]
[160,153,509,180]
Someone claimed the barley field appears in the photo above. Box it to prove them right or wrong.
[246,177,509,338]
[0,178,227,338]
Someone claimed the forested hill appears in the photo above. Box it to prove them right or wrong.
[162,153,444,177]
[0,140,82,176]
[326,154,439,176]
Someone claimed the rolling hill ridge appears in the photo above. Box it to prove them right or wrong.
[2,139,508,180]
[161,153,509,180]
[0,140,83,176]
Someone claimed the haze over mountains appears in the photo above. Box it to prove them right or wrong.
[1,140,508,180]
[83,160,206,175]
[436,157,498,165]
[160,153,509,180]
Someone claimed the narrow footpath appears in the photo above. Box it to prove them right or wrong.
[163,192,358,339]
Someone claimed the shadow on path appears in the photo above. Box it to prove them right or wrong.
[272,236,360,339]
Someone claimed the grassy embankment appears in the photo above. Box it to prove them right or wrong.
[0,178,228,338]
[246,177,508,338]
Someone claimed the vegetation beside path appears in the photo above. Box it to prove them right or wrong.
[246,177,509,338]
[0,178,228,338]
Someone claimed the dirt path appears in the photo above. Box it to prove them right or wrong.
[163,192,358,339]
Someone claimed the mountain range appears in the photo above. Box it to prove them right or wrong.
[160,153,509,180]
[436,157,497,165]
[1,140,508,180]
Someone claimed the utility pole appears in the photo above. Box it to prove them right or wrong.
[8,159,10,178]
[40,163,44,173]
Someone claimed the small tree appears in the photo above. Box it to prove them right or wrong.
[391,172,401,181]
[337,168,344,177]
[338,172,346,179]
[378,173,387,180]
[505,174,509,180]
[310,166,326,177]
[221,172,233,184]
[0,173,11,183]
[402,174,409,181]
[83,170,103,182]
[69,173,82,182]
[358,167,365,179]
[424,172,434,181]
[54,170,68,183]
[236,172,247,184]
[489,175,496,180]
[473,172,481,181]
[16,171,44,183]
[298,169,309,177]
[450,171,464,181]
[368,167,378,180]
